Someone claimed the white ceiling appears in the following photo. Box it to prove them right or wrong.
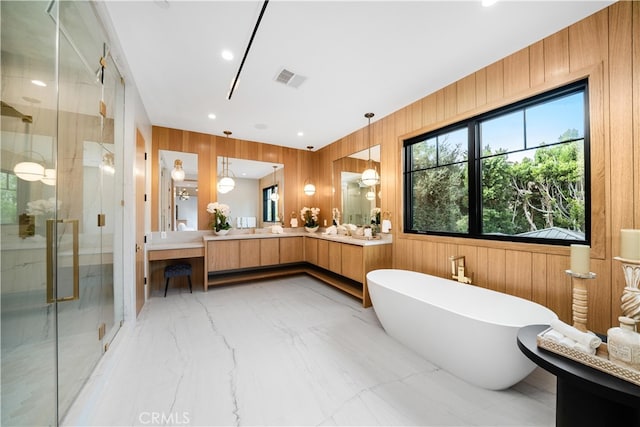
[104,0,613,152]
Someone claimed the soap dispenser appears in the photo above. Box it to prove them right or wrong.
[607,316,640,371]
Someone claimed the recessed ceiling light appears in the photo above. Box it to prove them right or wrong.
[208,113,216,120]
[482,0,498,7]
[297,131,304,137]
[31,80,47,87]
[221,50,234,61]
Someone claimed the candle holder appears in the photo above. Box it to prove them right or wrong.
[565,270,597,332]
[614,257,640,322]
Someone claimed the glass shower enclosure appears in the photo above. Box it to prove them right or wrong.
[1,1,125,425]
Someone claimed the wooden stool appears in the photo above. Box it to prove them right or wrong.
[164,263,193,297]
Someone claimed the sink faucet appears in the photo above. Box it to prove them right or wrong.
[449,255,472,284]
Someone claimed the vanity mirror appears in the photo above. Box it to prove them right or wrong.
[216,157,284,228]
[159,150,197,231]
[333,145,380,226]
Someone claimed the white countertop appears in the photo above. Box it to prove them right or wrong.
[146,228,392,251]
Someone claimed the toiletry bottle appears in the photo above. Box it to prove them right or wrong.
[607,316,640,371]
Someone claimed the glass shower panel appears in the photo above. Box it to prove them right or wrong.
[55,24,104,419]
[0,1,58,425]
[98,51,125,346]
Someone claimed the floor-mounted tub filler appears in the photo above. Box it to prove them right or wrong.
[367,269,557,390]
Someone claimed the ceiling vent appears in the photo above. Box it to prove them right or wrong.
[274,68,307,89]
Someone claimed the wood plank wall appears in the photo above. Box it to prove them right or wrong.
[314,2,639,334]
[151,127,314,231]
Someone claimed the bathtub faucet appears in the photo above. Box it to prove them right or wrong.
[449,255,472,284]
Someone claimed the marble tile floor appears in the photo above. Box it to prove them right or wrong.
[63,275,557,426]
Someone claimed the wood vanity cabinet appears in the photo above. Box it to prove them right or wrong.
[239,240,260,268]
[205,235,391,308]
[340,244,362,282]
[260,239,280,266]
[328,241,342,275]
[317,239,329,269]
[280,236,303,264]
[208,240,240,271]
[304,237,318,264]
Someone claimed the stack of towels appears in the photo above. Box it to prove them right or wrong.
[271,225,284,234]
[544,319,602,355]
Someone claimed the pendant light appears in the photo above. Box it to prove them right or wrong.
[303,145,316,196]
[13,120,45,182]
[365,187,376,201]
[171,159,185,181]
[217,130,235,194]
[270,165,280,201]
[361,112,380,187]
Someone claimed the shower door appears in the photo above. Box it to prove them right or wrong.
[55,0,125,418]
[0,1,125,425]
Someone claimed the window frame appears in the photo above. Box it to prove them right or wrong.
[262,184,279,223]
[403,79,591,246]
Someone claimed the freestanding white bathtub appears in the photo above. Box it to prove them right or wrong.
[367,269,557,390]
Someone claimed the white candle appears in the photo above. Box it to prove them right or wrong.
[570,244,590,275]
[620,229,640,260]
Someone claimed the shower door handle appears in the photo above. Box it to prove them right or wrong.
[46,219,79,303]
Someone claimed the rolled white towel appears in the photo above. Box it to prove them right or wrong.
[324,225,337,235]
[560,336,576,348]
[573,342,596,355]
[271,225,284,234]
[550,319,602,349]
[543,329,565,343]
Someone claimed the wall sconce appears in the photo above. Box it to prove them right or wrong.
[217,130,235,194]
[171,159,185,181]
[361,112,380,187]
[303,145,316,196]
[270,165,280,201]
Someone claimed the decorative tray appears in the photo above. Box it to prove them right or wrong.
[537,328,640,386]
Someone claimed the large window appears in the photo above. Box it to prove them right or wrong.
[404,80,589,245]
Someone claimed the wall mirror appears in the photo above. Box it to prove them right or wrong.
[333,145,380,226]
[216,157,284,228]
[159,150,197,231]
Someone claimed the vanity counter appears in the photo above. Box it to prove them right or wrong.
[203,229,392,247]
[145,229,392,304]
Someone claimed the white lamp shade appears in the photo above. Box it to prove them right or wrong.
[171,168,185,181]
[270,192,280,201]
[304,183,316,196]
[41,168,56,186]
[365,189,376,201]
[14,161,45,181]
[171,159,185,181]
[217,176,235,194]
[361,168,379,186]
